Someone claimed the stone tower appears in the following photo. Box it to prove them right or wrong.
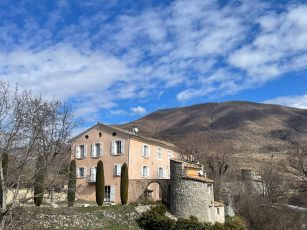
[169,159,225,223]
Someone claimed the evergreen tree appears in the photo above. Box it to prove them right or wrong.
[0,152,8,208]
[34,154,45,206]
[96,160,105,206]
[120,163,129,204]
[67,160,76,207]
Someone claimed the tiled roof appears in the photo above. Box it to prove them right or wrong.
[182,175,214,183]
[212,201,224,207]
[171,159,202,169]
[69,123,177,150]
[108,125,177,148]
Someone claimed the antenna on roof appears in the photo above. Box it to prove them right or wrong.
[132,126,139,134]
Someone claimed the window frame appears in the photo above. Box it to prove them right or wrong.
[142,165,149,178]
[157,147,162,160]
[104,186,111,202]
[157,166,164,179]
[111,140,125,155]
[142,144,150,158]
[79,144,86,158]
[78,167,86,178]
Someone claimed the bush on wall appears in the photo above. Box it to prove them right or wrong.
[136,205,247,230]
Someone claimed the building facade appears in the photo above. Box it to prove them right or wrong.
[70,123,179,203]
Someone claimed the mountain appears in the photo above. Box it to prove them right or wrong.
[119,101,307,153]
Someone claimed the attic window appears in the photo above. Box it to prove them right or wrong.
[99,132,102,137]
[85,135,89,139]
[112,132,117,137]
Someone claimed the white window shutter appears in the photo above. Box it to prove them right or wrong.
[91,167,95,181]
[84,145,87,158]
[76,168,80,178]
[117,165,122,176]
[91,144,94,157]
[111,141,116,155]
[163,169,167,178]
[110,185,115,202]
[84,167,87,177]
[141,167,144,177]
[75,145,80,159]
[148,146,151,156]
[120,140,125,154]
[100,143,103,156]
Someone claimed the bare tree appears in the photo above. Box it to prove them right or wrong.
[176,133,234,201]
[0,81,76,229]
[260,164,283,202]
[287,143,307,186]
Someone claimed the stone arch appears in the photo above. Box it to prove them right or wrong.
[128,179,170,205]
[145,181,163,202]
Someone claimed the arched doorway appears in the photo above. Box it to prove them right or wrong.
[145,182,163,202]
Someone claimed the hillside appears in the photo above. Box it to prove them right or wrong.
[120,101,307,154]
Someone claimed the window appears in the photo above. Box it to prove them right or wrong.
[77,167,86,178]
[217,208,220,215]
[142,166,149,177]
[89,167,96,182]
[158,167,164,179]
[75,144,87,159]
[142,144,150,158]
[168,150,173,160]
[104,186,111,202]
[104,185,115,202]
[114,165,122,176]
[157,147,162,160]
[111,140,124,155]
[208,184,213,195]
[91,143,102,157]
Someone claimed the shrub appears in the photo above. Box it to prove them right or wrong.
[67,160,76,207]
[34,154,45,207]
[211,222,225,230]
[174,216,204,230]
[96,160,105,206]
[150,204,167,215]
[120,163,128,204]
[136,205,247,230]
[224,217,246,230]
[137,205,175,230]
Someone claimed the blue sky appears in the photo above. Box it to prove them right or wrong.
[0,0,307,130]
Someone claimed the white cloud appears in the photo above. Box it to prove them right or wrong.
[131,106,146,115]
[263,94,307,109]
[228,4,307,81]
[110,109,127,116]
[1,0,307,116]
